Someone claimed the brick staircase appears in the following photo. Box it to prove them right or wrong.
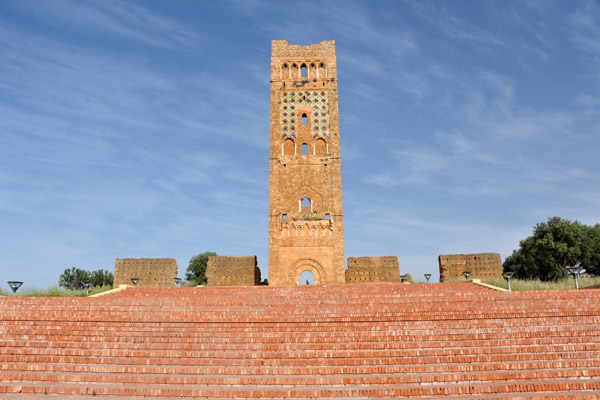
[1,283,599,399]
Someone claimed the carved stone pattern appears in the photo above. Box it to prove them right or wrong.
[281,91,329,140]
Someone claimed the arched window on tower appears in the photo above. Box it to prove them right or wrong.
[319,62,326,78]
[301,64,307,78]
[301,194,311,211]
[315,138,327,155]
[283,138,295,155]
[302,143,308,155]
[282,63,289,79]
[301,113,308,125]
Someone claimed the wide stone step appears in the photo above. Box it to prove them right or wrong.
[1,348,598,368]
[2,358,599,376]
[1,377,600,397]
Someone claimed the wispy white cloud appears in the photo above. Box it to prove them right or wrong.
[568,0,600,54]
[566,0,600,81]
[6,0,203,50]
[407,1,507,51]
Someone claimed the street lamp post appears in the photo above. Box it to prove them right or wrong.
[502,271,514,291]
[174,277,182,287]
[82,281,92,296]
[566,265,584,289]
[7,281,23,295]
[462,270,472,281]
[131,278,140,287]
[424,273,431,283]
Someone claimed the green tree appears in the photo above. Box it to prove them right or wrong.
[89,269,114,287]
[503,236,545,279]
[581,224,600,276]
[59,268,113,290]
[185,252,217,285]
[503,217,598,280]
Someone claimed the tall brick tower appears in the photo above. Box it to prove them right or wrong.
[268,40,345,286]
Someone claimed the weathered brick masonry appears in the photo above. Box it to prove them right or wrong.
[206,256,261,286]
[345,256,401,284]
[113,258,178,287]
[3,284,600,397]
[268,40,345,285]
[438,253,502,282]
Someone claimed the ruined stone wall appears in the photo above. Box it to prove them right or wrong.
[268,40,345,286]
[206,256,261,286]
[114,258,178,287]
[345,256,401,284]
[438,253,502,282]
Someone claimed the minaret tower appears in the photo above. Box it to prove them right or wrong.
[268,40,345,285]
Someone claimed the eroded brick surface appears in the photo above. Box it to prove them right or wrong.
[345,256,401,284]
[438,253,502,282]
[113,258,178,287]
[205,256,261,286]
[268,41,345,286]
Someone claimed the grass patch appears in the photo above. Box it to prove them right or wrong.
[180,280,200,287]
[482,277,600,291]
[1,285,113,297]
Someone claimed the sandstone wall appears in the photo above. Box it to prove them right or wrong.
[345,256,401,284]
[114,258,178,288]
[438,253,502,282]
[206,256,261,286]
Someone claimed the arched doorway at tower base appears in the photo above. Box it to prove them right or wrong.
[291,259,326,285]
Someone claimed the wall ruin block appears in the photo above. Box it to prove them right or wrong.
[345,256,401,284]
[206,256,261,286]
[114,258,178,288]
[438,253,502,282]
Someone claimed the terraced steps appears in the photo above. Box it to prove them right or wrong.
[1,282,599,399]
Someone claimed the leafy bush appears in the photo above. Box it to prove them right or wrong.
[2,285,112,297]
[59,268,113,290]
[185,252,217,285]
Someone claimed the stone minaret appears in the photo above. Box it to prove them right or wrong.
[268,40,345,285]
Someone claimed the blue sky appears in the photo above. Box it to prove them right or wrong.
[2,0,600,288]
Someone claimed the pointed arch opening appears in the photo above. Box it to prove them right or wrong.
[283,138,295,155]
[315,138,327,155]
[301,194,310,209]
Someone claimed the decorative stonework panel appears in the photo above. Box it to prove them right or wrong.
[280,91,329,140]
